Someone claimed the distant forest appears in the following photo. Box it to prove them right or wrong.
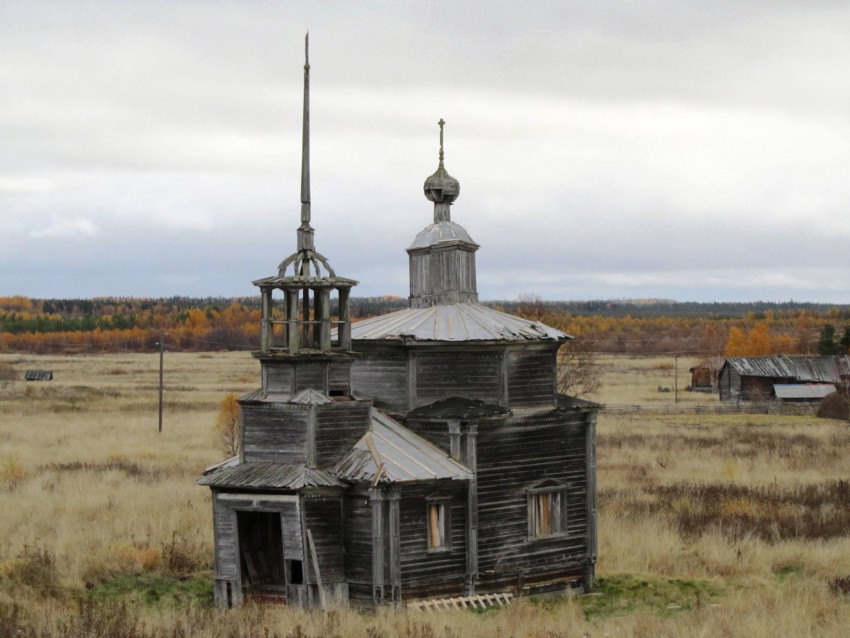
[2,295,850,359]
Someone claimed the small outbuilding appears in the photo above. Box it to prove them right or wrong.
[718,356,850,402]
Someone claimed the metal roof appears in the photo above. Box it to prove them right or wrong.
[290,388,333,404]
[408,221,478,251]
[725,356,850,383]
[773,384,836,400]
[348,303,569,343]
[335,410,472,484]
[196,460,344,489]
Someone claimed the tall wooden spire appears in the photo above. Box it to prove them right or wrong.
[298,33,313,254]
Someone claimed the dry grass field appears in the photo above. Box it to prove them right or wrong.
[1,352,849,637]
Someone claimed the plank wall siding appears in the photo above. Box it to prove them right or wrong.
[212,493,302,596]
[315,404,370,466]
[475,415,589,590]
[303,497,345,582]
[413,353,502,408]
[350,356,409,412]
[398,482,468,598]
[343,487,373,602]
[409,247,477,305]
[263,360,353,398]
[507,349,557,409]
[241,404,310,464]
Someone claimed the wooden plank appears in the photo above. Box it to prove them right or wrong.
[306,528,326,608]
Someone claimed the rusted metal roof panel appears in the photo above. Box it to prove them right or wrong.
[774,384,836,400]
[348,303,568,343]
[196,461,344,489]
[335,410,472,484]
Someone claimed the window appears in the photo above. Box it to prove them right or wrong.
[528,483,567,540]
[426,495,451,550]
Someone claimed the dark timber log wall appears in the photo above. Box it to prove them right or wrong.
[507,349,557,409]
[475,413,590,592]
[413,352,501,408]
[303,496,344,583]
[343,485,373,604]
[241,404,309,464]
[350,354,409,412]
[398,482,468,599]
[315,403,370,466]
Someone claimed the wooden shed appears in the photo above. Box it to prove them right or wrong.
[198,40,600,609]
[718,355,850,402]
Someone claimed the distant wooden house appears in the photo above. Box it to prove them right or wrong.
[198,41,600,609]
[688,362,718,393]
[718,355,850,402]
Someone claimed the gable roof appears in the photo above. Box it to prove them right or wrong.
[724,355,850,383]
[348,303,568,343]
[335,410,472,484]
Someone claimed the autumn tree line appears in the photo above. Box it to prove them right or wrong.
[2,295,850,359]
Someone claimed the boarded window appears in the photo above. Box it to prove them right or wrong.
[426,496,451,550]
[528,487,566,539]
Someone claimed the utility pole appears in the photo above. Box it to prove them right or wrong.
[674,354,679,404]
[158,332,165,433]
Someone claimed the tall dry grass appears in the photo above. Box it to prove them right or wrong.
[1,352,849,637]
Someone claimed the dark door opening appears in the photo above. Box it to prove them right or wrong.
[237,511,286,597]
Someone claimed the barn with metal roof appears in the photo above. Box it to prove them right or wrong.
[718,355,850,402]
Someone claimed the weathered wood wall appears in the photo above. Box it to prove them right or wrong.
[409,245,478,308]
[315,403,370,466]
[211,492,302,607]
[261,359,353,399]
[302,496,345,583]
[343,485,374,605]
[350,353,409,412]
[475,413,590,593]
[413,352,502,408]
[506,349,557,409]
[240,404,310,464]
[397,482,468,599]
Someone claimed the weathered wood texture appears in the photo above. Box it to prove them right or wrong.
[397,482,468,599]
[412,352,502,408]
[474,415,590,592]
[343,486,373,604]
[350,354,409,412]
[241,404,310,464]
[315,403,370,466]
[261,359,353,399]
[302,497,345,583]
[409,246,478,309]
[212,492,302,606]
[506,349,557,409]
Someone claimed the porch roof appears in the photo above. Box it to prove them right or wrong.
[335,410,472,484]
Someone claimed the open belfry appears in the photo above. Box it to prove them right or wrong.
[198,37,600,609]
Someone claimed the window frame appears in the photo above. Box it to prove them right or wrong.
[425,494,452,552]
[527,482,568,541]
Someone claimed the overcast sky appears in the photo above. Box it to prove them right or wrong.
[2,1,849,303]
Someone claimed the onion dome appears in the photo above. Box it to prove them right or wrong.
[423,119,460,222]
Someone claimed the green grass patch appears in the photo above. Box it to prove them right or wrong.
[580,574,721,619]
[774,563,805,581]
[87,572,214,607]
